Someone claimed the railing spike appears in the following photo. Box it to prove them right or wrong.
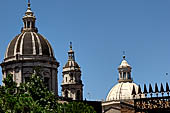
[132,85,136,98]
[155,83,159,93]
[160,83,164,96]
[143,84,147,97]
[138,85,142,98]
[149,84,153,97]
[160,83,164,92]
[138,85,142,94]
[149,84,153,93]
[155,83,159,97]
[144,84,147,93]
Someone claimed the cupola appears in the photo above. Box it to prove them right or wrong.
[118,56,133,83]
[22,0,38,32]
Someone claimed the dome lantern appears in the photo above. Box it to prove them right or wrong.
[22,0,38,32]
[118,55,133,83]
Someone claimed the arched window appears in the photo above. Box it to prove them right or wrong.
[65,77,67,82]
[27,21,30,28]
[123,72,126,79]
[76,90,80,100]
[32,22,35,28]
[65,90,68,98]
[128,72,131,79]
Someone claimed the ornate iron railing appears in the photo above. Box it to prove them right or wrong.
[132,82,170,113]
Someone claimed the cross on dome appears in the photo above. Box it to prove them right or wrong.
[28,0,31,7]
[70,42,73,50]
[25,0,33,15]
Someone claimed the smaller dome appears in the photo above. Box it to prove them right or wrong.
[106,82,139,101]
[119,59,131,68]
[64,60,80,68]
[121,60,130,66]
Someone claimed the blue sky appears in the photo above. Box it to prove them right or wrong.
[0,0,170,100]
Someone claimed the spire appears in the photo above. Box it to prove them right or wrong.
[28,0,31,10]
[25,0,33,16]
[63,42,80,68]
[21,0,38,32]
[68,42,75,61]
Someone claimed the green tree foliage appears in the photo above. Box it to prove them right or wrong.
[0,70,96,113]
[60,102,96,113]
[0,73,18,112]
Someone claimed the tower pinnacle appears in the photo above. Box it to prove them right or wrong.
[28,0,31,9]
[68,42,75,61]
[70,42,72,50]
[26,0,32,14]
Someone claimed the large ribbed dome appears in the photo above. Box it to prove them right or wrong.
[5,32,54,59]
[4,1,55,61]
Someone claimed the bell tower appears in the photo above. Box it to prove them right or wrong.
[61,42,83,100]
